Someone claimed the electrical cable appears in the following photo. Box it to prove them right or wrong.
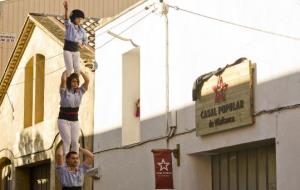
[95,4,152,38]
[95,8,156,50]
[168,4,300,41]
[93,102,300,154]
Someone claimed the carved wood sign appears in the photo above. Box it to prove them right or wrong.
[193,58,254,135]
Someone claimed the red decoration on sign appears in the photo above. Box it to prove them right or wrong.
[212,76,228,103]
[152,149,174,189]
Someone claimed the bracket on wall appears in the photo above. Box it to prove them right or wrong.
[87,166,101,180]
[172,144,180,166]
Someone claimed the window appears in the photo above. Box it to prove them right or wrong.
[35,54,45,124]
[24,54,45,128]
[122,48,140,145]
[24,57,34,128]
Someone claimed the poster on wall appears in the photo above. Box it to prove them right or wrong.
[193,58,254,135]
[0,32,16,44]
[152,149,174,189]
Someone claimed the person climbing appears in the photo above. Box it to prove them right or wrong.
[63,0,88,76]
[58,70,89,155]
[56,144,94,190]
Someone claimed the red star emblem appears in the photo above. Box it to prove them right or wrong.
[212,76,228,103]
[157,159,170,171]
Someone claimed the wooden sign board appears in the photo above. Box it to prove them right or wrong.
[195,60,254,135]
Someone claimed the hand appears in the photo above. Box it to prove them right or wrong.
[79,43,84,49]
[79,70,84,75]
[79,70,89,90]
[79,147,95,166]
[60,70,68,88]
[63,1,68,10]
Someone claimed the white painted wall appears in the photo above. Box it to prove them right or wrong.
[122,48,141,145]
[94,0,300,189]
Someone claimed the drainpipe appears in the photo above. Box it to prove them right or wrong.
[160,1,171,146]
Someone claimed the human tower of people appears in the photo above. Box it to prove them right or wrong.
[55,1,94,190]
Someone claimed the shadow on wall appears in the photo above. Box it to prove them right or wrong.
[18,130,47,164]
[93,68,300,151]
[9,64,300,189]
[33,132,47,161]
[89,68,300,189]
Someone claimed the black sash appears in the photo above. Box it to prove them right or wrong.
[62,187,82,190]
[58,107,79,121]
[64,39,80,52]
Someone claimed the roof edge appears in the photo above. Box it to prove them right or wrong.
[0,16,35,105]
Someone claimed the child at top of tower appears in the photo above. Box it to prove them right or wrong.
[63,0,88,76]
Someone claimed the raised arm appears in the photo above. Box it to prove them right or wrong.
[82,31,88,46]
[80,70,89,90]
[79,32,88,48]
[60,70,67,89]
[55,145,64,166]
[79,147,94,166]
[63,1,68,20]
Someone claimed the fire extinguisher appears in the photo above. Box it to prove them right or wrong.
[135,98,140,117]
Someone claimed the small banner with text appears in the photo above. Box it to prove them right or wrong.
[152,149,174,189]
